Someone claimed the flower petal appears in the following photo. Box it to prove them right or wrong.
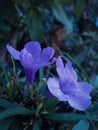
[25,41,41,60]
[77,82,93,96]
[6,44,20,60]
[38,57,56,68]
[56,57,65,81]
[68,94,91,111]
[25,68,36,85]
[40,47,54,61]
[64,61,77,81]
[60,81,78,95]
[47,78,68,101]
[60,81,92,110]
[20,48,34,68]
[37,47,55,68]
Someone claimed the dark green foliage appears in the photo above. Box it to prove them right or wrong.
[42,113,97,123]
[32,121,41,130]
[27,11,44,42]
[72,120,89,130]
[75,0,85,20]
[0,117,15,130]
[0,0,20,27]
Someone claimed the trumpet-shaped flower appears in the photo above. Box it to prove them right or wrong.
[7,41,55,85]
[47,57,93,111]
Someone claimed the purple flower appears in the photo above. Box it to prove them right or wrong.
[47,57,93,111]
[7,41,55,85]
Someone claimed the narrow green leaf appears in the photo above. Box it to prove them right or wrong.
[52,2,73,32]
[75,0,85,20]
[0,117,14,130]
[74,47,91,65]
[27,11,44,42]
[1,65,9,82]
[32,120,41,130]
[42,113,97,123]
[72,120,89,130]
[34,78,46,93]
[35,103,43,116]
[0,98,18,109]
[39,68,44,81]
[0,107,34,119]
[94,75,98,88]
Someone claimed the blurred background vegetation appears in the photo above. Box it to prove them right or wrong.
[0,0,98,79]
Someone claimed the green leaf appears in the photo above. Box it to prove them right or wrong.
[34,78,46,93]
[0,117,14,130]
[91,88,98,102]
[74,47,91,65]
[39,68,44,81]
[52,2,73,32]
[27,11,44,42]
[75,0,85,20]
[94,75,98,88]
[42,98,58,111]
[0,107,34,119]
[42,113,97,123]
[72,120,89,130]
[89,103,98,116]
[9,118,23,130]
[0,98,18,109]
[32,120,41,130]
[0,19,11,33]
[0,0,20,27]
[58,0,72,5]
